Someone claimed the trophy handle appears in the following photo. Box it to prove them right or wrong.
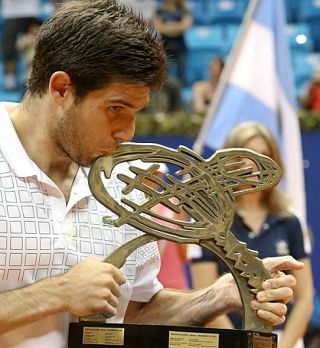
[103,234,158,268]
[80,234,157,323]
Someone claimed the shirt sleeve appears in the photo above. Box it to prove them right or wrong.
[130,241,164,302]
[286,215,312,260]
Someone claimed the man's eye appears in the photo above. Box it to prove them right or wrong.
[110,106,122,113]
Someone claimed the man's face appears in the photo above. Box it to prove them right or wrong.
[51,81,150,167]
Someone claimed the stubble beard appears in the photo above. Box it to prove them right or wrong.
[52,105,93,167]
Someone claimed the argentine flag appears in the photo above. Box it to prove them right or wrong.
[193,0,306,219]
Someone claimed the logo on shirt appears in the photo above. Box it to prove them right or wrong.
[102,215,117,226]
[276,239,289,256]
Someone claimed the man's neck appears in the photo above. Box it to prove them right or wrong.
[8,98,79,202]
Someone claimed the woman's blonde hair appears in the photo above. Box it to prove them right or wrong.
[223,121,291,217]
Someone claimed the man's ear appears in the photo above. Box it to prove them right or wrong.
[48,71,73,106]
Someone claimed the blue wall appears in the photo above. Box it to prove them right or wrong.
[302,131,320,292]
[135,131,320,293]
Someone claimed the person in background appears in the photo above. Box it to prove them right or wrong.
[153,0,192,86]
[16,19,42,87]
[145,163,189,290]
[1,0,41,91]
[190,121,314,348]
[192,57,224,114]
[299,68,320,112]
[131,159,189,290]
[152,0,193,112]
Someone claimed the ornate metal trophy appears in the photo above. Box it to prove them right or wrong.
[68,143,281,348]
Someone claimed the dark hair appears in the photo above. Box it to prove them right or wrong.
[28,0,167,99]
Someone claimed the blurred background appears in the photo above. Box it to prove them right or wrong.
[2,0,320,106]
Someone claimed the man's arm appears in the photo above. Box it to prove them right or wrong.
[191,260,234,328]
[125,273,238,326]
[0,256,126,334]
[192,81,209,114]
[0,274,65,334]
[124,256,302,327]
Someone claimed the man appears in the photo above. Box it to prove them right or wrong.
[0,1,302,347]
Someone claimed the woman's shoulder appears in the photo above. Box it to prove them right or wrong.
[279,208,306,227]
[271,211,302,229]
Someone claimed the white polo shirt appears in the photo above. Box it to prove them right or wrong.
[0,102,163,348]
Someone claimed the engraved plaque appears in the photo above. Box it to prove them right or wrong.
[169,331,219,348]
[68,322,277,348]
[251,332,276,348]
[82,327,124,346]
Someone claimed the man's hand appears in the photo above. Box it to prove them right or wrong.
[59,256,126,317]
[251,256,304,325]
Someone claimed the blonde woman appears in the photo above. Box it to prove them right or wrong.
[190,121,314,348]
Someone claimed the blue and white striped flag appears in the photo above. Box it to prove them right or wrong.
[193,0,306,219]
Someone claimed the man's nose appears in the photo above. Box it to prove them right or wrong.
[113,119,135,143]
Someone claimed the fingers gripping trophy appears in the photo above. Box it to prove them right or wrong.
[73,142,282,348]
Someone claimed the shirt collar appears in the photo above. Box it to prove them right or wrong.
[0,102,42,178]
[234,211,281,229]
[67,166,92,210]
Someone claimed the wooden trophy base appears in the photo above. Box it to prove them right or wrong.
[68,321,277,348]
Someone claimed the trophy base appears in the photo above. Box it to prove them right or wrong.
[68,321,277,348]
